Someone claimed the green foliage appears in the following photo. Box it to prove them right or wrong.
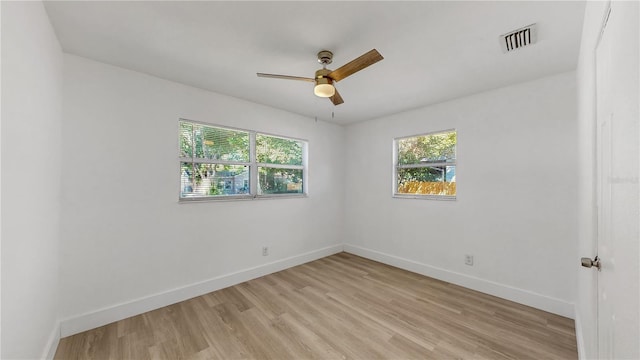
[209,182,221,195]
[398,131,456,165]
[398,167,445,183]
[180,122,193,157]
[256,134,303,165]
[259,168,302,194]
[181,121,303,166]
[180,121,250,161]
[200,126,249,161]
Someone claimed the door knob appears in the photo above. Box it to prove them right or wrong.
[581,256,601,270]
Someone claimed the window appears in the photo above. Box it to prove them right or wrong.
[394,129,456,199]
[256,134,304,195]
[179,119,306,200]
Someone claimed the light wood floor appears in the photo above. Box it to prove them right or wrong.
[55,253,577,359]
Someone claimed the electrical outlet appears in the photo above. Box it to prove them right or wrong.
[262,246,269,256]
[465,254,474,266]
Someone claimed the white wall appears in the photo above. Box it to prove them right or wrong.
[1,2,63,359]
[59,55,345,333]
[344,72,578,317]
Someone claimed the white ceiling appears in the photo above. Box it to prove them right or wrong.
[43,1,586,125]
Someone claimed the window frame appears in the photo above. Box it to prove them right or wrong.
[179,119,308,202]
[393,129,457,201]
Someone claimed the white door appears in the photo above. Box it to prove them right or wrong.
[593,1,639,359]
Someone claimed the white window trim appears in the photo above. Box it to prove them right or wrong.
[178,118,308,202]
[392,128,457,201]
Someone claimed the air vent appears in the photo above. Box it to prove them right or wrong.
[501,24,537,53]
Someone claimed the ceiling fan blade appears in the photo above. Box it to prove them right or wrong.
[329,88,344,106]
[327,49,383,82]
[257,73,315,82]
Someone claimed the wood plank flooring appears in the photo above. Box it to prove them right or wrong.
[54,253,577,359]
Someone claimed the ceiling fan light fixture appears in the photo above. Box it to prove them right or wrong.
[314,77,335,98]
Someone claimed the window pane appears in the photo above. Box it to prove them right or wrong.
[191,124,250,162]
[180,162,195,197]
[258,167,303,194]
[179,122,193,158]
[256,134,303,165]
[397,166,456,196]
[398,131,456,165]
[180,162,249,198]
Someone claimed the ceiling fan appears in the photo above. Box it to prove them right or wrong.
[257,49,383,106]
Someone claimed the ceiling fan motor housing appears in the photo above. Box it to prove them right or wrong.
[315,68,332,80]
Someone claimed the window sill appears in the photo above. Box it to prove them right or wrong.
[393,194,456,201]
[178,193,307,203]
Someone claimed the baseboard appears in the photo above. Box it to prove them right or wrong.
[575,309,586,360]
[343,244,575,318]
[60,244,343,337]
[42,321,61,360]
